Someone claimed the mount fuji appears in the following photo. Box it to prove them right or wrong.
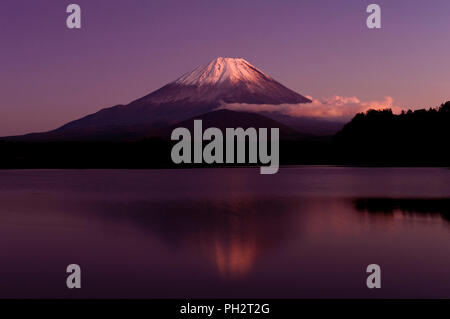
[5,57,326,141]
[152,57,311,105]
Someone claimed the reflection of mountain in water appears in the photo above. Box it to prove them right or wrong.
[354,198,450,223]
[91,197,303,277]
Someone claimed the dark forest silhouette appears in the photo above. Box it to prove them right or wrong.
[334,101,450,165]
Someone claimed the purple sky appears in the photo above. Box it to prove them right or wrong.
[1,0,450,135]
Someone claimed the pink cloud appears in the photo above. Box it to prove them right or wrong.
[220,95,402,120]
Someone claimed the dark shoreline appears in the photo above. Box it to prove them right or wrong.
[2,103,450,169]
[0,139,449,169]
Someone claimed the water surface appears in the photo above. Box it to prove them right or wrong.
[0,167,449,298]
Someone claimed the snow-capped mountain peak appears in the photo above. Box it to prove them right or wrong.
[175,57,272,86]
[143,57,311,106]
[33,57,313,139]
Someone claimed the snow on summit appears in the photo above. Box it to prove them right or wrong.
[142,57,312,105]
[175,57,272,86]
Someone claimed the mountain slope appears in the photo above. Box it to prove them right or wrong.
[165,109,309,140]
[4,57,313,141]
[58,57,311,130]
[6,110,308,142]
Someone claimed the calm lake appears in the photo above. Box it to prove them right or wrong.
[0,167,449,298]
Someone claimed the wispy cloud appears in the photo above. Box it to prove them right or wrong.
[220,95,402,120]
